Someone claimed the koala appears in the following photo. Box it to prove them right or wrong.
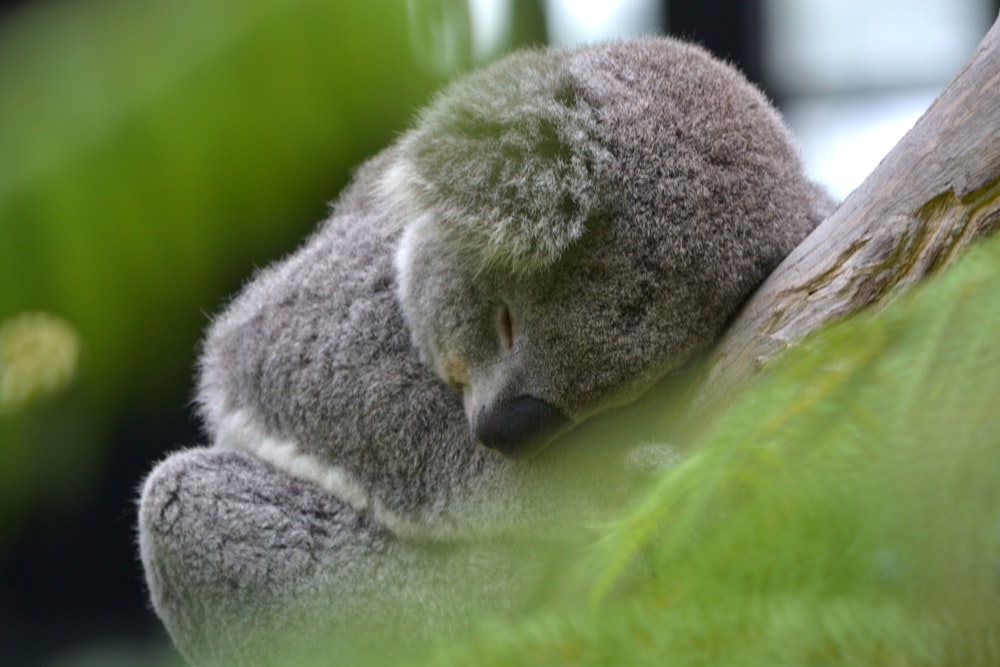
[138,37,833,666]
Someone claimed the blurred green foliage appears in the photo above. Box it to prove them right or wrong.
[0,0,463,541]
[418,231,1000,666]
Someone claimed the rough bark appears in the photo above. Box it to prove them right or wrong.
[693,11,1000,414]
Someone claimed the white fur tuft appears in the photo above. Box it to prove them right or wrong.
[392,217,423,311]
[215,408,371,513]
[376,155,427,230]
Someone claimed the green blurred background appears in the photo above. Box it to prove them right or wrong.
[0,1,545,664]
[0,0,995,665]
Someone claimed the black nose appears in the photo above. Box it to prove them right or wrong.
[474,395,571,459]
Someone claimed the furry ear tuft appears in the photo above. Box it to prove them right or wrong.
[381,51,614,274]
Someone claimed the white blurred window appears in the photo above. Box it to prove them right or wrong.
[544,0,662,46]
[764,0,994,199]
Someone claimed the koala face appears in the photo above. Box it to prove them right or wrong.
[394,210,721,460]
[386,38,832,459]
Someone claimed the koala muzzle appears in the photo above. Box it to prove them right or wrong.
[474,395,571,459]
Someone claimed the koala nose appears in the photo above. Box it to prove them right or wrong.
[474,395,571,460]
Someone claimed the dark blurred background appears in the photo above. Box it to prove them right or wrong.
[0,1,995,665]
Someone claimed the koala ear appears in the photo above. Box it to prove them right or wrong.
[380,56,613,274]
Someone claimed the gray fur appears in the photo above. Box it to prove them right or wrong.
[138,37,833,666]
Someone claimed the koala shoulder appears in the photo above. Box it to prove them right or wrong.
[197,148,404,446]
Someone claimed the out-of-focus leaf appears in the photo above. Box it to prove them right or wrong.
[0,311,80,414]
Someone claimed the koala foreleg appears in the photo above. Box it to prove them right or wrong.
[139,447,531,667]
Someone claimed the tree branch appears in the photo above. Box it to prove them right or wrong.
[694,11,1000,414]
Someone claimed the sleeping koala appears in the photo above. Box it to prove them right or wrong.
[139,37,833,666]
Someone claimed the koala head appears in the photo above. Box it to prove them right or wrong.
[384,38,832,459]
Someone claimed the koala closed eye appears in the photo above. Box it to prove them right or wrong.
[497,303,519,352]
